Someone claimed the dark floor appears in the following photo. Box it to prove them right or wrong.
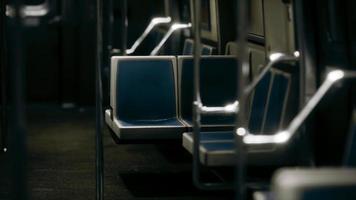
[0,105,234,200]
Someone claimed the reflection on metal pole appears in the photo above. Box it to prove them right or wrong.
[235,0,250,199]
[95,0,104,199]
[0,0,7,152]
[241,69,356,145]
[7,0,28,199]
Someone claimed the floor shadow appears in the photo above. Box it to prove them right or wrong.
[120,171,233,198]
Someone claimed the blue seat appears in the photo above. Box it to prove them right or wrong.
[182,69,295,166]
[105,56,186,140]
[183,39,214,55]
[178,56,238,130]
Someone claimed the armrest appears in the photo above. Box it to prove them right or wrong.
[240,69,356,145]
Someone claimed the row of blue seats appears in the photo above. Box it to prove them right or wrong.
[105,56,237,140]
[104,55,301,168]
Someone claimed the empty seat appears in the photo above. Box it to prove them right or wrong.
[178,56,238,130]
[183,39,214,55]
[105,56,186,140]
[183,69,296,166]
[273,169,356,200]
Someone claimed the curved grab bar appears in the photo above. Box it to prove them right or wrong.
[239,69,356,145]
[126,17,172,55]
[245,51,300,95]
[150,23,192,55]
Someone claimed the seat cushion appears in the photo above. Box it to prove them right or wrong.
[182,131,235,166]
[118,118,184,127]
[113,118,186,140]
[182,131,298,167]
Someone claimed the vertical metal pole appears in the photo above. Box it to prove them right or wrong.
[0,0,7,151]
[102,0,113,106]
[7,0,28,199]
[95,0,104,199]
[293,0,307,109]
[293,0,316,166]
[121,0,128,55]
[192,0,203,188]
[235,0,249,199]
[191,0,232,190]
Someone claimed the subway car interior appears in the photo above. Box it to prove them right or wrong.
[0,0,356,199]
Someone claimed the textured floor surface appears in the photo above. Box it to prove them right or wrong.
[0,105,234,200]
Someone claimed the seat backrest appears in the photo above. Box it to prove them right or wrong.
[111,56,178,121]
[262,70,291,133]
[178,56,238,124]
[248,69,292,134]
[248,71,272,133]
[183,39,214,55]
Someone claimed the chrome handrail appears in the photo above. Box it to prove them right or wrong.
[245,51,300,94]
[150,23,192,55]
[239,69,356,145]
[126,17,171,55]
